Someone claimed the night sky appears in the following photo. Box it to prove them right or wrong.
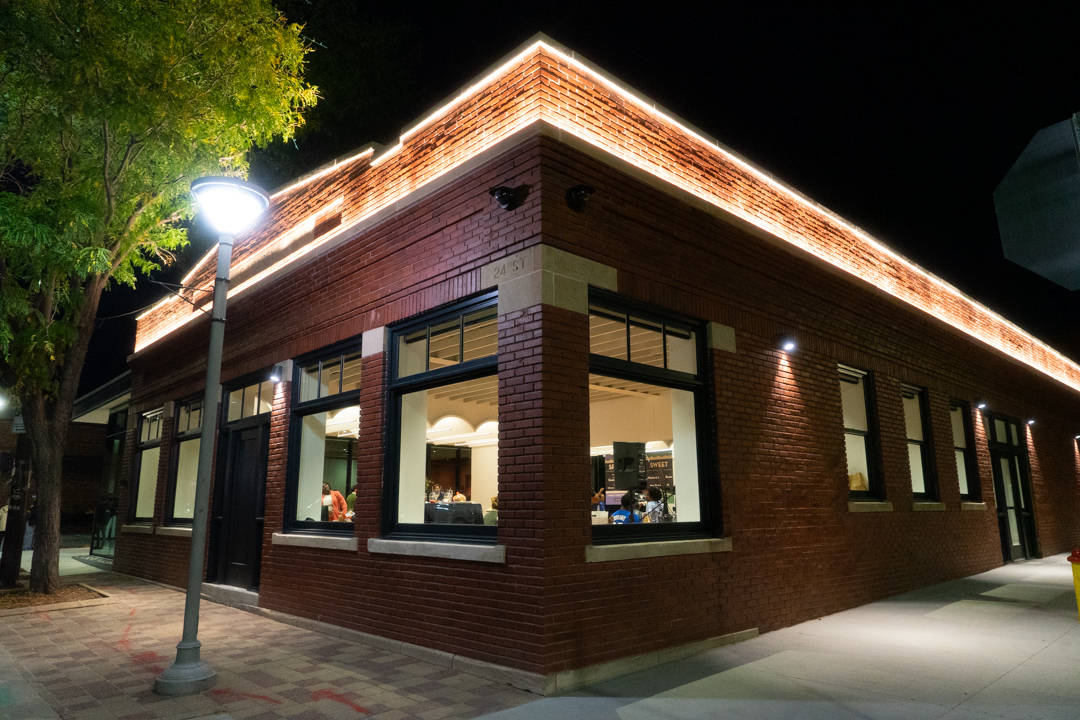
[81,1,1080,395]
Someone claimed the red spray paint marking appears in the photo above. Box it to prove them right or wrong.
[129,608,137,616]
[311,688,371,714]
[115,638,131,651]
[38,613,51,621]
[132,651,169,665]
[210,688,282,705]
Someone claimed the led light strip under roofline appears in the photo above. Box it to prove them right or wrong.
[134,40,1080,396]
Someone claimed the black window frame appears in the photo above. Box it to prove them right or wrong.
[839,365,884,501]
[588,288,717,546]
[382,291,499,544]
[129,407,164,522]
[164,397,204,526]
[902,384,937,501]
[950,399,980,501]
[284,339,364,535]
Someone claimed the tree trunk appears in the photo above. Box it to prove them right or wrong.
[22,275,108,594]
[24,398,64,593]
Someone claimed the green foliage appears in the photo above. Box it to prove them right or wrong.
[0,0,316,401]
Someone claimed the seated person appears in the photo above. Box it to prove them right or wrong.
[608,491,640,524]
[428,484,442,502]
[483,497,498,525]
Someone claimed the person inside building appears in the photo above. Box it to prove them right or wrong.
[321,483,347,522]
[608,491,639,524]
[643,486,664,523]
[346,485,357,512]
[428,484,442,502]
[23,497,36,550]
[591,487,606,511]
[484,497,498,525]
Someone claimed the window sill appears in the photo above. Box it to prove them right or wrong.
[367,538,505,564]
[121,524,154,534]
[912,501,946,512]
[585,538,731,563]
[157,526,193,537]
[961,502,988,511]
[272,533,358,552]
[847,501,893,513]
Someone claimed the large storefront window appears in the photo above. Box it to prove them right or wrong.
[130,408,163,521]
[588,292,710,543]
[386,293,498,541]
[166,399,202,524]
[287,349,363,532]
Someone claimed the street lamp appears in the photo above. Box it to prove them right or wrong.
[155,177,269,696]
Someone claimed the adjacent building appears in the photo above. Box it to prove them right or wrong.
[112,36,1080,693]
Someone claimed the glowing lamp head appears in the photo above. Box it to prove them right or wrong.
[1026,418,1035,426]
[191,176,270,236]
[774,333,797,353]
[974,399,987,410]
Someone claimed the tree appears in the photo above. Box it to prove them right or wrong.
[0,0,316,593]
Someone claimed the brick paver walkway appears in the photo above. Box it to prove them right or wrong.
[0,573,534,720]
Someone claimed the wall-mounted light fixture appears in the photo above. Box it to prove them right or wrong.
[566,184,595,212]
[489,185,528,210]
[974,399,987,410]
[270,360,292,384]
[1026,418,1035,426]
[774,333,796,353]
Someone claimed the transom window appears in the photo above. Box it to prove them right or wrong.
[398,305,497,378]
[300,352,362,403]
[588,292,710,543]
[589,306,697,374]
[386,293,499,541]
[226,380,274,423]
[131,408,163,521]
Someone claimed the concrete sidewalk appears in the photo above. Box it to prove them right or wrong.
[1,553,1077,720]
[477,553,1080,720]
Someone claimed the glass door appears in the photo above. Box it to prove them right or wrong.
[985,414,1038,563]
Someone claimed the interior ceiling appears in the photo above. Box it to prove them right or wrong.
[589,374,665,404]
[429,374,498,406]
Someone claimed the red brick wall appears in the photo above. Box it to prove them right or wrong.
[115,133,1080,677]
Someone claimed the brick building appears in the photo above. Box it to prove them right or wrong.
[1,415,107,533]
[112,36,1080,693]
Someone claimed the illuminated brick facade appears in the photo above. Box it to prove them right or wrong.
[114,37,1080,689]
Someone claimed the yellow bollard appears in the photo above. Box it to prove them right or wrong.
[1070,550,1080,622]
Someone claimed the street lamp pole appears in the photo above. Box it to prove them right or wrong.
[155,177,269,696]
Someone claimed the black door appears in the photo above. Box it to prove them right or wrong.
[990,450,1037,562]
[209,422,269,590]
[984,413,1038,563]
